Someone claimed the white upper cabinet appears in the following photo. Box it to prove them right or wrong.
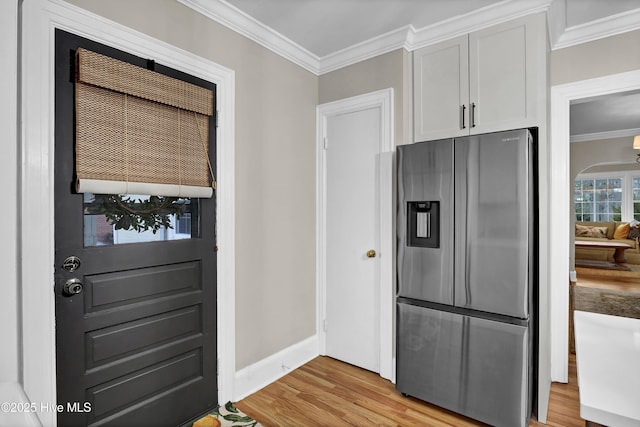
[413,13,546,142]
[413,35,469,140]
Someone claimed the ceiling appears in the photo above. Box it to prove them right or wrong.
[222,0,504,57]
[571,90,640,142]
[181,0,640,140]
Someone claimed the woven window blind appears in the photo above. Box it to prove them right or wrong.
[74,48,215,198]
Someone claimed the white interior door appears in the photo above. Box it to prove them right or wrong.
[324,106,382,373]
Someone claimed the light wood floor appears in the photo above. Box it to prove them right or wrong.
[236,354,582,427]
[575,266,640,293]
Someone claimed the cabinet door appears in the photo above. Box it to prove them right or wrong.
[469,14,543,134]
[413,35,469,142]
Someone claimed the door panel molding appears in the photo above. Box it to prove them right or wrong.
[21,1,235,424]
[316,88,394,381]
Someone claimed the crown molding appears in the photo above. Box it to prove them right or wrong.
[407,0,551,51]
[553,7,640,50]
[177,0,321,74]
[570,128,640,143]
[178,0,640,75]
[319,25,413,74]
[179,0,553,75]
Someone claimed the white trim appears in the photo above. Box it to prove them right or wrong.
[378,149,395,382]
[405,0,550,52]
[233,335,319,401]
[0,0,19,387]
[180,0,552,75]
[177,0,320,73]
[21,1,235,425]
[553,7,640,50]
[178,0,640,74]
[549,69,640,384]
[316,88,395,381]
[319,25,413,75]
[546,0,566,48]
[0,383,41,426]
[570,128,640,143]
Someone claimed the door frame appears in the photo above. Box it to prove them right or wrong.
[549,69,640,383]
[21,1,235,425]
[316,88,394,381]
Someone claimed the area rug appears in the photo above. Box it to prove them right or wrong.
[192,402,262,427]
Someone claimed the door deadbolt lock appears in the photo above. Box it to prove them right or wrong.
[366,249,376,258]
[61,256,81,272]
[63,278,83,296]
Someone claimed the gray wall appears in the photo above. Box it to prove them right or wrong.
[319,49,411,147]
[551,28,640,85]
[64,0,318,370]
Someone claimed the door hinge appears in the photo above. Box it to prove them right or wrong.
[323,137,328,150]
[323,319,327,332]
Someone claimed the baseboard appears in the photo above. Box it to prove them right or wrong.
[0,382,41,426]
[234,335,319,401]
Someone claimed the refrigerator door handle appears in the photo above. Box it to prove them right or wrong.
[454,137,471,307]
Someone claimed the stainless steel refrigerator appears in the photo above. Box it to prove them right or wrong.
[396,128,537,427]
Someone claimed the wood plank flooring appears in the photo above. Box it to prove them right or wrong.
[236,354,582,427]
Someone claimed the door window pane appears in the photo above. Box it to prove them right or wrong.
[83,193,199,247]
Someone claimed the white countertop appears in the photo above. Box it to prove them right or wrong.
[573,311,640,427]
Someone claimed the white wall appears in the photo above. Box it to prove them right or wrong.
[571,137,638,180]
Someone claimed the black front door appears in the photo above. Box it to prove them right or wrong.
[54,30,217,426]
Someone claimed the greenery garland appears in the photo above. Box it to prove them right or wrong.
[84,194,187,233]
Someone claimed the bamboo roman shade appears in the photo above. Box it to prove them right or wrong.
[75,48,215,198]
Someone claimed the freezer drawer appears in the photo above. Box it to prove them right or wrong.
[396,302,531,427]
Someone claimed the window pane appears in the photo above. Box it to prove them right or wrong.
[610,202,622,221]
[83,193,199,247]
[574,181,582,192]
[574,176,625,223]
[582,191,593,202]
[595,189,608,201]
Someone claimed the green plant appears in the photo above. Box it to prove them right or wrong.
[84,194,187,233]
